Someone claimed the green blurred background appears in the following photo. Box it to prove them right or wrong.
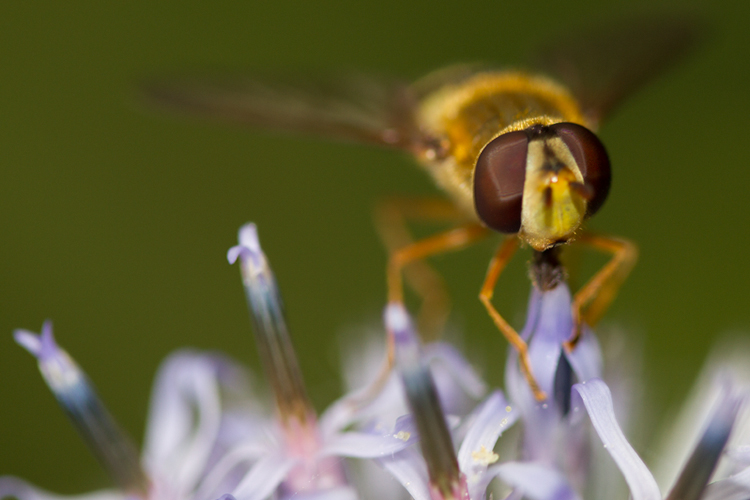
[1,0,749,493]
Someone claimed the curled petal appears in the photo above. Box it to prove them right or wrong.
[572,379,661,500]
[322,414,417,459]
[143,352,235,493]
[525,286,575,399]
[506,282,604,466]
[227,223,263,266]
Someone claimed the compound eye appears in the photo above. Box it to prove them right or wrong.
[550,122,611,217]
[474,130,529,233]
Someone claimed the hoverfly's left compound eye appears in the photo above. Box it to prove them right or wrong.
[474,130,529,233]
[549,122,611,217]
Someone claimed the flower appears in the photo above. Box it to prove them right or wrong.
[376,302,519,500]
[5,222,750,500]
[448,271,750,499]
[211,223,492,500]
[375,254,750,500]
[208,223,410,500]
[505,279,750,500]
[0,222,491,500]
[0,322,249,500]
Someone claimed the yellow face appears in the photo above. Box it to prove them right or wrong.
[520,135,588,251]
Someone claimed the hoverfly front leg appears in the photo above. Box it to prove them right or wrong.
[479,237,547,402]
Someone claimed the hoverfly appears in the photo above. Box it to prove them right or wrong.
[146,17,698,401]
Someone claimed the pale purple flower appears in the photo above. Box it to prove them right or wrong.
[5,220,750,500]
[211,223,493,500]
[650,339,750,500]
[375,266,750,500]
[376,302,520,500]
[213,223,419,500]
[0,322,249,500]
[501,279,750,500]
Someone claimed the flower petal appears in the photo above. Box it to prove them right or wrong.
[0,477,123,500]
[424,342,487,401]
[572,379,661,500]
[702,466,750,500]
[488,461,582,500]
[457,390,518,499]
[279,486,359,500]
[525,285,574,399]
[192,442,272,500]
[378,447,432,500]
[231,454,298,500]
[651,338,750,488]
[320,429,415,458]
[143,351,236,493]
[230,222,313,422]
[564,326,602,384]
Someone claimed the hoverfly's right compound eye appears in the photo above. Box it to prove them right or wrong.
[473,130,529,233]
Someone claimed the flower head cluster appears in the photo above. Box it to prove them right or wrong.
[2,223,750,500]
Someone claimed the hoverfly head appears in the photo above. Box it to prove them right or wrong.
[474,122,610,251]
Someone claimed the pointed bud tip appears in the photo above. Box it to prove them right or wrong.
[238,223,260,250]
[384,302,416,346]
[228,223,264,266]
[386,303,425,374]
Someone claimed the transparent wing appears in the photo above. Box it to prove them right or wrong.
[530,15,703,127]
[143,72,427,151]
[411,63,491,99]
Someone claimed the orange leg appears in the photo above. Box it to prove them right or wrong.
[374,197,481,340]
[479,237,546,401]
[564,233,638,352]
[386,221,489,363]
[352,213,489,409]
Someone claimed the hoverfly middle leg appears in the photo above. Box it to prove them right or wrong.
[348,204,487,409]
[383,221,488,382]
[564,233,638,353]
[375,197,487,340]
